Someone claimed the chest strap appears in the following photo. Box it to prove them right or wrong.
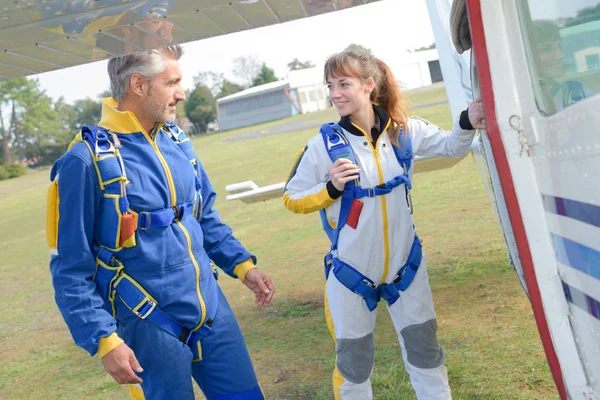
[137,201,195,230]
[351,175,412,199]
[325,236,422,311]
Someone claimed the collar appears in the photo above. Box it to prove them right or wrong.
[99,97,164,135]
[338,105,391,138]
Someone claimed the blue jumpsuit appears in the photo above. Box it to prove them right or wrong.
[48,98,264,400]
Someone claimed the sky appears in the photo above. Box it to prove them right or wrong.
[33,0,436,104]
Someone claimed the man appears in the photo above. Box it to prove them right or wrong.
[47,45,274,400]
[532,19,591,111]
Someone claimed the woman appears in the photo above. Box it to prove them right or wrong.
[283,49,485,400]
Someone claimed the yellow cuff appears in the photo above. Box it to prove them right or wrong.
[98,332,124,358]
[233,259,257,282]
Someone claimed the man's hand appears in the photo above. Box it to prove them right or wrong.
[243,268,274,306]
[102,343,143,385]
[468,98,486,129]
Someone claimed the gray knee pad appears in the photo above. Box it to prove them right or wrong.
[336,333,374,384]
[401,319,445,369]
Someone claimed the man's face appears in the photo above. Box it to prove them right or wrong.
[537,40,565,78]
[141,55,186,123]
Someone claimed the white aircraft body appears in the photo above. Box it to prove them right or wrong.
[2,1,597,398]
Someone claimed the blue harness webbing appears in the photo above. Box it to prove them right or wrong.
[82,124,214,359]
[319,122,420,311]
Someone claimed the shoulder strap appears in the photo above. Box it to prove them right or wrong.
[78,125,134,249]
[392,126,413,173]
[163,122,203,221]
[320,122,357,165]
[76,125,127,191]
[163,122,202,192]
[319,123,358,247]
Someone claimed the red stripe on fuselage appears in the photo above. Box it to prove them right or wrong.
[466,1,567,398]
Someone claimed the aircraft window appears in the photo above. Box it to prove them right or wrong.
[517,0,599,115]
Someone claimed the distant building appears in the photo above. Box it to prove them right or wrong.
[216,68,333,131]
[216,80,300,131]
[386,48,444,90]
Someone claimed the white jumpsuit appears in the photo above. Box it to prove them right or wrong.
[283,109,476,400]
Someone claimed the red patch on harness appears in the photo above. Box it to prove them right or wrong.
[119,213,136,247]
[346,199,363,229]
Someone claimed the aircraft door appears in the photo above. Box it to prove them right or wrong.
[468,0,600,397]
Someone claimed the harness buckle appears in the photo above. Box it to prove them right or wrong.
[139,212,151,230]
[179,326,193,344]
[94,135,115,157]
[172,206,182,222]
[367,188,375,197]
[134,299,156,320]
[362,278,376,289]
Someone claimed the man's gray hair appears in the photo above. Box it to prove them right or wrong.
[108,45,183,103]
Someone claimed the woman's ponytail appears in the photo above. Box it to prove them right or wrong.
[373,59,409,144]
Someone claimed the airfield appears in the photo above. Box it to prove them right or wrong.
[0,85,558,399]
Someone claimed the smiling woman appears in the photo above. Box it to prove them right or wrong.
[283,48,485,400]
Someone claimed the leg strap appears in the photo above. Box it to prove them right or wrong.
[114,273,212,359]
[331,258,380,311]
[379,236,422,306]
[325,235,422,310]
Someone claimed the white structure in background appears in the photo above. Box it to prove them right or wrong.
[288,67,330,113]
[387,48,445,90]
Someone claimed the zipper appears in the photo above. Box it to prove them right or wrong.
[142,126,208,329]
[351,119,392,284]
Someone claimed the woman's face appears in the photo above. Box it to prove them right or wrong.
[326,74,372,117]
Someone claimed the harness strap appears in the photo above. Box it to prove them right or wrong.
[137,201,195,230]
[353,175,412,199]
[331,257,380,311]
[378,236,422,306]
[114,272,213,360]
[325,235,422,311]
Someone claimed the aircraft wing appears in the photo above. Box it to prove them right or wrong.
[0,0,380,80]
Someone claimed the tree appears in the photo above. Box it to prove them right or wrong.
[0,78,58,165]
[217,79,244,99]
[565,4,600,27]
[184,84,216,134]
[345,43,371,54]
[415,43,436,52]
[17,81,60,165]
[232,55,261,88]
[70,98,102,132]
[193,71,224,97]
[30,96,74,166]
[251,63,278,87]
[287,58,315,71]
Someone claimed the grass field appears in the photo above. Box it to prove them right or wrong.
[0,85,558,399]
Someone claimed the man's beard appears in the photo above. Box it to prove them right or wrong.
[143,87,176,123]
